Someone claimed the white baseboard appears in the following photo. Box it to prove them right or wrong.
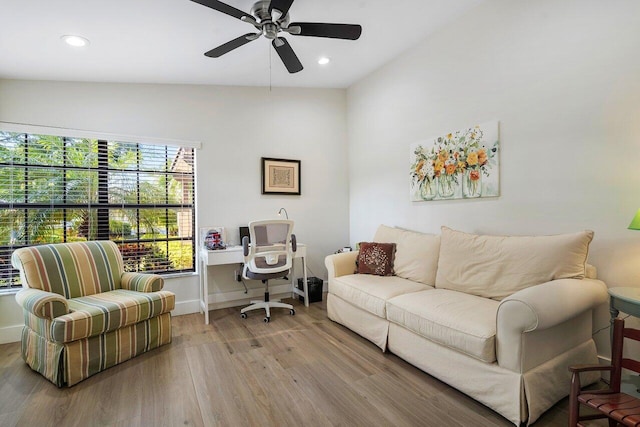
[173,299,200,316]
[0,324,23,344]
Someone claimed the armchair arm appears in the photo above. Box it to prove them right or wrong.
[496,278,608,371]
[15,288,69,319]
[325,251,359,279]
[121,272,164,292]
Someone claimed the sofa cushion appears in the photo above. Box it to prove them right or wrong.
[386,289,499,363]
[435,226,594,300]
[330,274,431,318]
[356,242,396,276]
[51,289,175,343]
[373,225,440,285]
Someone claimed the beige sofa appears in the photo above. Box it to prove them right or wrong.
[325,225,608,426]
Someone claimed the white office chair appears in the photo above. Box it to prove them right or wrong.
[240,219,297,323]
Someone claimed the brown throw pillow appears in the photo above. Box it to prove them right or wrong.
[356,242,396,276]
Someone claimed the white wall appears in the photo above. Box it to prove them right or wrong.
[347,0,640,355]
[0,80,349,342]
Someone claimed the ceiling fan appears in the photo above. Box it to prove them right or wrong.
[190,0,362,73]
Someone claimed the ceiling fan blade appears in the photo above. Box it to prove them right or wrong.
[272,38,303,74]
[190,0,252,21]
[205,33,259,58]
[269,0,294,20]
[288,22,362,40]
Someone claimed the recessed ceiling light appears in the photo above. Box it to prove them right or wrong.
[61,35,90,47]
[318,57,330,65]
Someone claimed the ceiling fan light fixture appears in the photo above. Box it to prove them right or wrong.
[61,35,90,47]
[318,57,330,65]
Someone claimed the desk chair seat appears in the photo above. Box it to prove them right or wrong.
[241,220,297,323]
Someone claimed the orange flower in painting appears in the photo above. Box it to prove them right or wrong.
[469,170,480,181]
[415,159,424,173]
[434,160,444,176]
[438,150,448,162]
[445,164,456,175]
[478,149,487,165]
[467,151,479,166]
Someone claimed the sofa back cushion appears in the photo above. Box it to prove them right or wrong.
[12,241,124,299]
[373,225,440,285]
[435,226,593,300]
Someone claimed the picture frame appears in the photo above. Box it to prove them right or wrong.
[261,157,301,195]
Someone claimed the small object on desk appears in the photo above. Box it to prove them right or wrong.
[334,246,352,254]
[239,226,250,244]
[202,226,227,250]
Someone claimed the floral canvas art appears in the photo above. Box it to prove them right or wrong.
[410,121,499,201]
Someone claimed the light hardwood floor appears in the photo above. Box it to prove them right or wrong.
[0,295,604,426]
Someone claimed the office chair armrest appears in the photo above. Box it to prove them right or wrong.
[291,234,297,252]
[121,272,164,292]
[243,236,250,256]
[15,288,70,319]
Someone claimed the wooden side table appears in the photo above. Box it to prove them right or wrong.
[608,287,640,397]
[609,287,640,323]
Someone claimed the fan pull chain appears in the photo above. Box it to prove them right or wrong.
[269,42,272,92]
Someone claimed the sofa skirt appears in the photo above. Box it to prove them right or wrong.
[387,323,600,426]
[21,312,172,387]
[327,293,389,351]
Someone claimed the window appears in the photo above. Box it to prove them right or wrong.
[0,130,196,292]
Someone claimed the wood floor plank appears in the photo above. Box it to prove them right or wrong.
[0,295,594,426]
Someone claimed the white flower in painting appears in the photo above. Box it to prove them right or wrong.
[422,163,434,180]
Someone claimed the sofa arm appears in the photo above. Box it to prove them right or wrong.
[496,278,608,372]
[325,251,359,279]
[121,272,164,292]
[15,288,69,319]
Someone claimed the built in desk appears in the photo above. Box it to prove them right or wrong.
[199,244,308,324]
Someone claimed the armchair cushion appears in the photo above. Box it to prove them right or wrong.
[51,289,175,343]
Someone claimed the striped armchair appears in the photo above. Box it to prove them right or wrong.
[11,241,175,387]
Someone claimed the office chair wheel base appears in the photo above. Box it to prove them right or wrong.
[290,309,295,316]
[264,317,270,323]
[240,313,247,319]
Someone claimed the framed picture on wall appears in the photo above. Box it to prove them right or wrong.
[261,157,301,195]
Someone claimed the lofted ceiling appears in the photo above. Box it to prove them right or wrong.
[0,0,483,88]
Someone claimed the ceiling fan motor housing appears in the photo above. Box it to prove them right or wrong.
[192,0,362,73]
[251,1,289,30]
